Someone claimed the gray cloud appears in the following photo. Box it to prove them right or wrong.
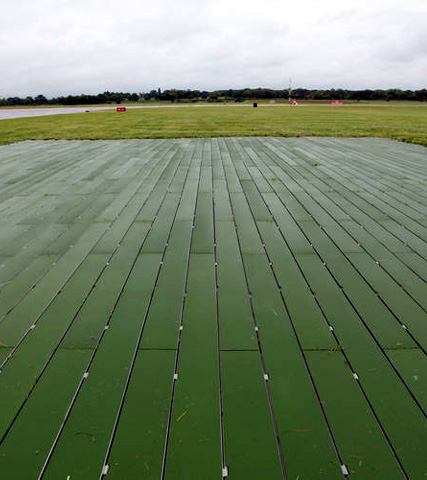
[0,0,425,96]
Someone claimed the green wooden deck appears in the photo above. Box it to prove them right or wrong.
[0,137,426,479]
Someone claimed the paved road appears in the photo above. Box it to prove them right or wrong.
[0,105,239,120]
[0,106,115,120]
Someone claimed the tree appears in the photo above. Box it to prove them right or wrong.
[34,94,48,105]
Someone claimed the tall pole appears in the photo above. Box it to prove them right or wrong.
[288,77,292,104]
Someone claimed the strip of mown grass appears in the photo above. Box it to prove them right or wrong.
[0,105,426,146]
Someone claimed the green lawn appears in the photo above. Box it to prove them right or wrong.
[0,105,426,146]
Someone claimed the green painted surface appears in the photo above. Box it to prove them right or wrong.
[140,221,193,349]
[221,351,283,479]
[0,349,91,479]
[242,253,342,478]
[106,350,176,479]
[0,222,109,347]
[296,254,427,477]
[0,254,107,434]
[0,138,426,479]
[306,351,406,479]
[191,193,214,253]
[0,255,54,319]
[41,252,161,479]
[216,221,256,350]
[257,221,335,350]
[386,348,427,412]
[165,254,222,479]
[299,252,417,349]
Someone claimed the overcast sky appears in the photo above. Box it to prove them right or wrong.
[1,0,426,97]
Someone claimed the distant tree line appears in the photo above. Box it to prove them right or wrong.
[1,88,426,106]
[153,88,427,103]
[0,91,140,107]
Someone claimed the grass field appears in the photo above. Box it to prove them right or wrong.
[0,137,426,479]
[0,105,426,146]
